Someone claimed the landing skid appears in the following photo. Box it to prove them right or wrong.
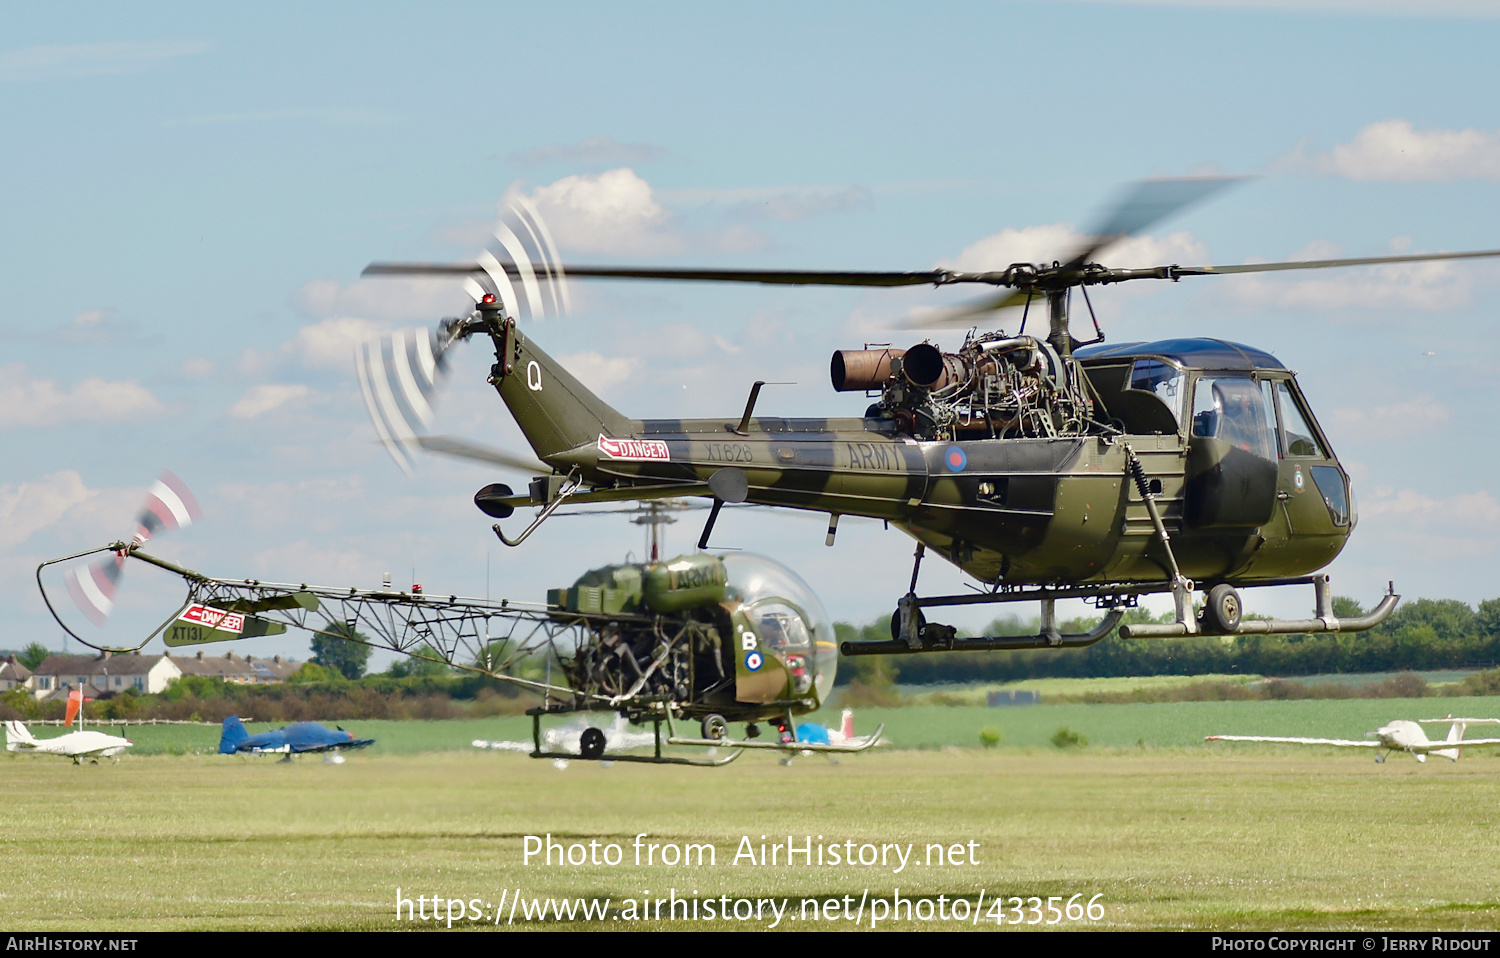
[843,573,1400,656]
[522,711,884,766]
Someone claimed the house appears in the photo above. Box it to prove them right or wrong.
[170,651,298,685]
[0,657,32,692]
[30,652,181,697]
[24,650,298,698]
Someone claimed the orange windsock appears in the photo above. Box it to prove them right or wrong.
[64,689,87,727]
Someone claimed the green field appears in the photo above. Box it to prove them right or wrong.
[80,695,1500,755]
[6,700,1500,931]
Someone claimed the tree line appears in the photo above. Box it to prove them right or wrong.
[834,596,1500,687]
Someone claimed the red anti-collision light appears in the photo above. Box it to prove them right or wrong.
[481,293,497,304]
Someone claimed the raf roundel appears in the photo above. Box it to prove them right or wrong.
[944,446,967,473]
[744,651,764,672]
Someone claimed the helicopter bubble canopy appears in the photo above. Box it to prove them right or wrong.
[720,553,837,703]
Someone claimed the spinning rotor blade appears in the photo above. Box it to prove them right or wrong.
[1061,176,1245,269]
[1165,246,1500,277]
[412,435,548,475]
[355,327,450,474]
[357,199,573,474]
[906,288,1044,329]
[366,263,954,289]
[63,471,201,627]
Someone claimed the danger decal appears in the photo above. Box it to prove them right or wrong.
[177,604,245,634]
[597,435,671,461]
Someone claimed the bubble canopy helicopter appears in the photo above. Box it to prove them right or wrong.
[37,476,860,767]
[356,177,1500,653]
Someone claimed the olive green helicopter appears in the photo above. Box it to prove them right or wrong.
[38,491,866,767]
[358,177,1500,659]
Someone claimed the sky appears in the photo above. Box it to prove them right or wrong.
[5,0,1500,666]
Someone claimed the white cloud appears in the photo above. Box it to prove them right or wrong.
[0,363,166,428]
[0,40,208,83]
[558,351,635,395]
[296,277,469,324]
[1220,238,1475,312]
[511,168,683,257]
[229,384,311,419]
[289,317,391,371]
[1353,486,1500,563]
[1361,486,1500,522]
[1327,395,1450,442]
[941,224,1208,272]
[1292,119,1500,181]
[0,471,94,548]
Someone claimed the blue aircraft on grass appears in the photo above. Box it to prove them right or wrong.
[219,716,375,762]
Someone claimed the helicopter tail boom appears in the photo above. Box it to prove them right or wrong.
[483,311,633,463]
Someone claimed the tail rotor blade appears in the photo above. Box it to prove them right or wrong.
[63,553,125,627]
[134,470,202,545]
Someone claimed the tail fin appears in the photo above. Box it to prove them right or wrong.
[494,325,632,462]
[5,721,36,750]
[841,708,855,741]
[1432,719,1468,762]
[220,715,249,754]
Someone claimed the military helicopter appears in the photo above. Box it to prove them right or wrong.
[357,178,1500,655]
[37,483,866,767]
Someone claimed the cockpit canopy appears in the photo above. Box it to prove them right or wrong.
[721,553,837,703]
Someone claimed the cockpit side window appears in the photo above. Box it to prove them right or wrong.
[1191,375,1276,460]
[1271,380,1326,459]
[1129,360,1185,426]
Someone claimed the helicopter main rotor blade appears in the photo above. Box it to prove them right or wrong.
[1164,246,1500,277]
[1061,176,1247,269]
[903,288,1044,328]
[365,262,959,288]
[411,435,549,474]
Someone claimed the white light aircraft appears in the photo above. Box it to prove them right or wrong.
[474,714,658,769]
[4,720,133,764]
[1207,716,1500,763]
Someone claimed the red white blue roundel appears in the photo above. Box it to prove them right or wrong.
[945,446,967,472]
[745,651,764,671]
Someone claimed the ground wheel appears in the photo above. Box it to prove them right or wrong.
[1204,584,1242,634]
[701,714,728,741]
[579,727,606,760]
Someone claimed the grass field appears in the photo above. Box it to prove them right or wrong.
[94,695,1500,754]
[6,697,1500,931]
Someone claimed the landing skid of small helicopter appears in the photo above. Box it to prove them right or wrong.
[523,709,886,767]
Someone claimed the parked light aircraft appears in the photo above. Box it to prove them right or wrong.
[4,720,132,764]
[219,716,375,763]
[1207,716,1500,763]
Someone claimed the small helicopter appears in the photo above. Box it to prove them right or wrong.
[358,178,1500,655]
[37,485,870,767]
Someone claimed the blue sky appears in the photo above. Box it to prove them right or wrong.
[6,1,1500,663]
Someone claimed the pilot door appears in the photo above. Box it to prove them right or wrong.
[1184,374,1279,529]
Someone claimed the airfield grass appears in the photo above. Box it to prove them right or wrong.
[104,694,1500,754]
[5,698,1500,931]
